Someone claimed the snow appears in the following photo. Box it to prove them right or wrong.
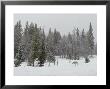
[14,55,97,76]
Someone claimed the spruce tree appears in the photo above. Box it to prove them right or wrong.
[60,35,67,58]
[81,29,89,61]
[81,29,86,57]
[53,29,61,55]
[14,21,22,59]
[72,28,80,60]
[47,28,54,55]
[31,24,41,66]
[67,33,73,60]
[27,22,35,66]
[22,21,29,61]
[14,21,23,66]
[87,22,94,56]
[38,29,46,67]
[76,28,80,60]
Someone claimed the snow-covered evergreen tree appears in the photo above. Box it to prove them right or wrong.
[21,21,29,62]
[76,28,80,60]
[26,22,35,66]
[53,29,61,56]
[38,29,46,67]
[81,29,87,57]
[60,35,68,58]
[14,21,22,59]
[31,24,42,66]
[14,21,23,66]
[87,22,94,56]
[72,28,80,60]
[80,29,90,62]
[67,33,73,60]
[72,30,76,60]
[46,28,55,55]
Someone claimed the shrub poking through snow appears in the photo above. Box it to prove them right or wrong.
[85,57,90,63]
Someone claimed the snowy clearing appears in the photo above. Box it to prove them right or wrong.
[14,55,97,76]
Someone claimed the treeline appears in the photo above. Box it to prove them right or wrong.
[14,21,97,67]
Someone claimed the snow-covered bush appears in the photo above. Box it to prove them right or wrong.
[85,57,90,63]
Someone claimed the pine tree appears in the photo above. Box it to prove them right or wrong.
[31,24,42,66]
[72,28,79,60]
[22,21,29,61]
[87,22,94,56]
[14,21,22,59]
[14,21,23,67]
[46,28,54,55]
[38,29,46,67]
[60,35,67,58]
[81,29,86,56]
[72,30,76,60]
[72,28,80,60]
[53,29,61,55]
[27,22,35,66]
[81,29,89,58]
[76,28,80,60]
[46,28,56,65]
[67,33,73,60]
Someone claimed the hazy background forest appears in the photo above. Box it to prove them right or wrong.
[14,14,97,76]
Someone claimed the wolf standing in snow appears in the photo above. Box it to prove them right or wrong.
[72,61,78,66]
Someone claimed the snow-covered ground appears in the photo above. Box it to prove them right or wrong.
[14,55,97,76]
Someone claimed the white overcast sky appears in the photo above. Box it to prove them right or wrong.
[14,14,97,42]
